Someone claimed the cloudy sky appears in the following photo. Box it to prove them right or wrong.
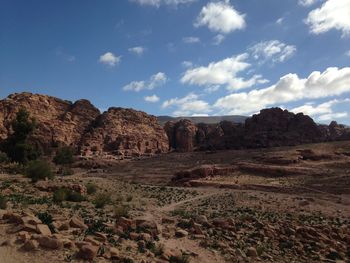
[1,0,350,124]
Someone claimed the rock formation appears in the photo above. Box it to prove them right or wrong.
[0,93,168,157]
[79,107,168,157]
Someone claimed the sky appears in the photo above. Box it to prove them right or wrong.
[0,0,350,124]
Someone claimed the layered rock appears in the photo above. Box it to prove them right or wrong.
[79,107,168,157]
[164,119,197,152]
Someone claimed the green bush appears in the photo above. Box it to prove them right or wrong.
[58,167,74,176]
[26,160,53,183]
[53,147,74,165]
[67,191,85,202]
[86,183,98,195]
[94,193,111,208]
[0,195,7,209]
[169,254,190,263]
[1,108,39,164]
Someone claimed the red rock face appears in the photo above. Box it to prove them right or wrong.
[164,119,198,152]
[0,93,168,157]
[0,93,100,153]
[79,107,169,157]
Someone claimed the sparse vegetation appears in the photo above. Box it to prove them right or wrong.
[86,183,98,195]
[25,160,53,183]
[94,192,111,208]
[169,254,190,263]
[53,188,85,203]
[114,204,130,218]
[0,152,9,163]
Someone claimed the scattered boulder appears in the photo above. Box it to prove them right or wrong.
[77,244,99,261]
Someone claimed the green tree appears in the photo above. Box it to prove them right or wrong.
[26,160,53,183]
[2,108,39,163]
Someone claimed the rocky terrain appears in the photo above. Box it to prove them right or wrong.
[0,141,350,262]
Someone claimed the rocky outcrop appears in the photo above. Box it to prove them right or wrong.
[79,107,168,157]
[0,93,168,157]
[244,108,324,147]
[0,93,100,153]
[164,119,198,152]
[165,108,350,152]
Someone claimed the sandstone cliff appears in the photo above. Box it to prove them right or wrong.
[0,93,168,157]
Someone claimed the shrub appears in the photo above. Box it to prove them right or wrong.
[37,212,55,232]
[0,152,9,164]
[114,205,130,219]
[86,183,98,195]
[26,160,53,183]
[1,108,39,164]
[53,147,74,165]
[0,195,7,209]
[53,188,68,203]
[94,193,111,208]
[126,195,133,202]
[53,188,85,203]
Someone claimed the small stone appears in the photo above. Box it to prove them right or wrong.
[36,224,52,236]
[84,236,100,246]
[69,216,88,230]
[162,217,176,224]
[37,236,63,250]
[175,229,188,238]
[22,240,39,251]
[18,231,31,243]
[247,247,258,258]
[77,245,99,261]
[110,247,119,258]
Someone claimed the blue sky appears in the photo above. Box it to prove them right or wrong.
[0,0,350,124]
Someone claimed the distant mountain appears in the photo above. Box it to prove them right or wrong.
[157,115,248,126]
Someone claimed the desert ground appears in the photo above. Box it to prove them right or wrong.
[1,141,350,263]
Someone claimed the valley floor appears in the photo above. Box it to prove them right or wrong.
[0,141,350,262]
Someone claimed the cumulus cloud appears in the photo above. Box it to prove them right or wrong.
[182,36,200,44]
[181,53,268,91]
[128,46,146,56]
[214,67,350,115]
[130,0,196,7]
[291,99,350,120]
[144,94,160,103]
[298,0,319,7]
[276,17,284,25]
[99,52,121,67]
[162,93,211,116]
[194,0,246,34]
[305,0,350,37]
[123,72,168,92]
[249,40,297,64]
[212,34,225,45]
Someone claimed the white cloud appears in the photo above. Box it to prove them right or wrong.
[318,112,348,121]
[212,34,225,45]
[162,93,211,116]
[181,53,268,91]
[276,17,284,25]
[182,36,200,44]
[182,61,193,68]
[144,94,160,103]
[298,0,319,7]
[249,40,297,64]
[194,0,246,34]
[346,50,350,56]
[214,67,350,115]
[123,72,168,92]
[128,46,146,56]
[130,0,196,7]
[99,52,121,67]
[305,0,350,37]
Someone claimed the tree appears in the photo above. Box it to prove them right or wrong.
[26,160,53,183]
[2,108,39,163]
[53,146,74,165]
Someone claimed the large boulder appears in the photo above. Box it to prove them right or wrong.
[79,107,168,157]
